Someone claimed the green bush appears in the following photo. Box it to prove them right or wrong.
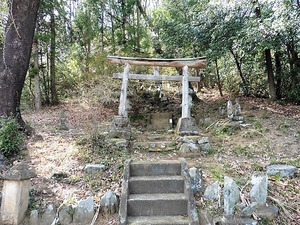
[0,117,25,157]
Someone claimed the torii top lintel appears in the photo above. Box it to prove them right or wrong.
[107,56,207,69]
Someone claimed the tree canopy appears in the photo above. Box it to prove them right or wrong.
[0,0,300,119]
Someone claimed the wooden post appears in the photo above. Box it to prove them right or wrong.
[118,63,130,117]
[182,66,190,118]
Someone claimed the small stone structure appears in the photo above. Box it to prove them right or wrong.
[1,163,36,225]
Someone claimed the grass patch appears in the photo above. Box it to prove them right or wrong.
[232,146,253,157]
[209,165,225,182]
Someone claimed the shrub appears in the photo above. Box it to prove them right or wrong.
[0,117,25,157]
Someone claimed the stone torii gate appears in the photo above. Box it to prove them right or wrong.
[107,56,207,138]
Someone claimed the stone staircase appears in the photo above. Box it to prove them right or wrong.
[119,159,199,225]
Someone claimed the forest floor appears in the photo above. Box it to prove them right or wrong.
[3,89,300,225]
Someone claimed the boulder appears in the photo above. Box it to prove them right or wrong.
[203,181,221,200]
[266,164,297,178]
[73,197,94,225]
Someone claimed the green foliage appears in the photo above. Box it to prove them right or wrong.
[0,117,25,157]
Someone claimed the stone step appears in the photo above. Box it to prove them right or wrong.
[128,193,187,217]
[132,141,176,152]
[127,216,190,225]
[130,160,181,177]
[129,175,184,194]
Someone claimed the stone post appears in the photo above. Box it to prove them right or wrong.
[176,66,200,136]
[1,163,36,225]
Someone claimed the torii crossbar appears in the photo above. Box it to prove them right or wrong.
[107,56,207,136]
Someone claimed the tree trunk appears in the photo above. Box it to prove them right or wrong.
[265,49,277,100]
[229,49,249,95]
[33,37,42,110]
[287,41,300,92]
[121,0,127,45]
[0,0,40,127]
[275,52,282,99]
[215,59,223,97]
[110,0,116,54]
[50,7,58,105]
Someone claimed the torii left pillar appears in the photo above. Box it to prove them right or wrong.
[108,63,131,140]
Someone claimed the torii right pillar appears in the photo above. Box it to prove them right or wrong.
[176,65,200,136]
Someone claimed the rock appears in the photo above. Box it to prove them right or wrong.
[241,202,258,217]
[224,176,240,217]
[203,181,221,200]
[29,210,39,225]
[250,173,268,206]
[108,116,131,140]
[179,143,191,154]
[189,167,202,193]
[198,137,211,151]
[58,205,73,225]
[40,204,56,225]
[100,190,118,215]
[254,205,279,220]
[84,164,106,174]
[266,164,297,178]
[218,217,258,225]
[73,197,94,225]
[189,143,199,152]
[198,210,213,225]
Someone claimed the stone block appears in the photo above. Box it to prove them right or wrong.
[266,164,297,177]
[189,167,202,193]
[224,176,240,217]
[176,117,200,136]
[84,164,107,174]
[73,197,94,225]
[250,173,268,206]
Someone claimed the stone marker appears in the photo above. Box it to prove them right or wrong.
[224,176,240,218]
[84,164,107,174]
[189,167,202,193]
[227,100,233,119]
[250,173,268,206]
[203,181,221,200]
[1,163,36,225]
[59,110,69,130]
[100,190,118,215]
[266,164,297,177]
[73,197,94,225]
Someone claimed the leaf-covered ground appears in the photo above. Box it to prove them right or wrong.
[3,90,300,224]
